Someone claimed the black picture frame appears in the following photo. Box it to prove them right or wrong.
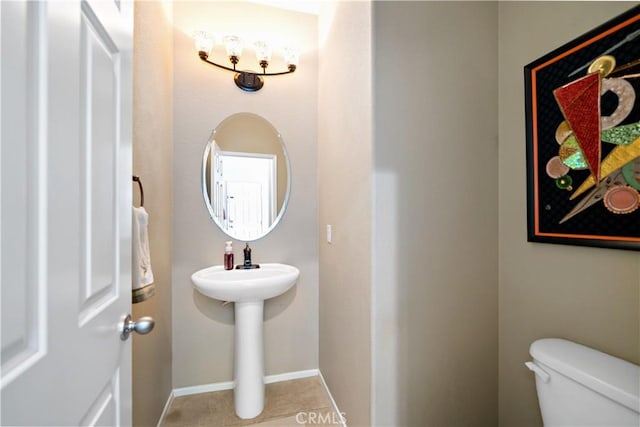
[525,5,640,251]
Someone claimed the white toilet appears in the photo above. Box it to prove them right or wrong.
[526,338,640,426]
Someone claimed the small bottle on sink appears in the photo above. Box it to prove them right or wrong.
[224,241,234,270]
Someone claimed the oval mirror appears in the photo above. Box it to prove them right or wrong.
[202,112,291,241]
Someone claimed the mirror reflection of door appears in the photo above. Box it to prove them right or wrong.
[202,112,291,241]
[211,143,277,240]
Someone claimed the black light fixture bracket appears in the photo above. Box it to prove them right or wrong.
[198,51,296,92]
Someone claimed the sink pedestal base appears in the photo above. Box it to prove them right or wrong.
[234,301,264,419]
[190,264,300,419]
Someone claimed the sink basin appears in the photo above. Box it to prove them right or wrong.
[190,262,299,419]
[191,263,299,302]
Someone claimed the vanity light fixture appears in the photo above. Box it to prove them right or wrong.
[193,31,299,92]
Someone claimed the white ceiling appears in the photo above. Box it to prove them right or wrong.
[246,0,325,15]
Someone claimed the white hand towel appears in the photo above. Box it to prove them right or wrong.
[132,206,155,303]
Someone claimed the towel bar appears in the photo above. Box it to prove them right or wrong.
[132,175,144,207]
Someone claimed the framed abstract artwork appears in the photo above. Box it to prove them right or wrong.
[525,5,640,251]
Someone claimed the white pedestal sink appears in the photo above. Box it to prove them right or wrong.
[190,263,300,419]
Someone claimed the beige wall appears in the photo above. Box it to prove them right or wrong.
[372,2,499,425]
[132,2,174,426]
[498,2,640,426]
[171,1,319,388]
[318,2,373,426]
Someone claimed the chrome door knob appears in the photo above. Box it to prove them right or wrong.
[120,314,155,340]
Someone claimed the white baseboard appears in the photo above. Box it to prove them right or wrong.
[264,368,319,385]
[318,370,347,427]
[172,379,235,397]
[156,390,174,427]
[171,368,319,398]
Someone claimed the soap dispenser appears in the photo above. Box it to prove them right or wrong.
[224,241,234,270]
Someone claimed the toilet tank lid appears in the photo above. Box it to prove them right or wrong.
[530,338,640,413]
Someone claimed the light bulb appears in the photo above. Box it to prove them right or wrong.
[283,46,300,71]
[193,31,214,57]
[223,35,243,63]
[254,40,272,70]
[254,41,272,62]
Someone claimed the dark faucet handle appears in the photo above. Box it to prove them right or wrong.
[236,243,259,269]
[243,243,252,266]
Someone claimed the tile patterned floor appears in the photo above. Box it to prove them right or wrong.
[161,376,341,426]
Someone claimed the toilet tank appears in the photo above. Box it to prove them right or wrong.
[527,338,640,426]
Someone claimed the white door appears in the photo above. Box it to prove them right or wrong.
[1,0,133,425]
[214,152,277,239]
[226,181,264,239]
